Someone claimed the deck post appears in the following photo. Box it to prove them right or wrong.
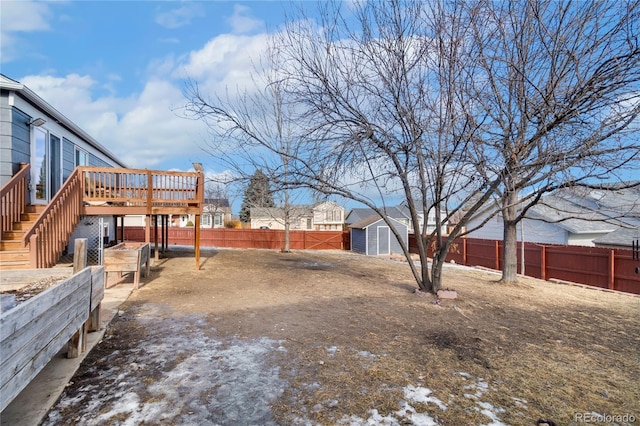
[195,214,201,270]
[145,215,151,245]
[154,214,159,262]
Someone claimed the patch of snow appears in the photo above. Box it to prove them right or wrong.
[357,350,377,360]
[395,401,440,426]
[512,397,528,409]
[42,311,287,426]
[404,385,447,411]
[476,401,507,426]
[327,346,339,356]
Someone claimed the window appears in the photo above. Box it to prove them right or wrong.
[76,149,89,166]
[306,218,312,229]
[214,213,223,227]
[201,214,211,227]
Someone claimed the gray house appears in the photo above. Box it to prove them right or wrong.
[0,74,126,197]
[466,184,640,247]
[350,215,408,256]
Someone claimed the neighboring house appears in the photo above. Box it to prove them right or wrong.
[311,201,345,230]
[345,203,447,234]
[467,184,640,247]
[180,198,232,228]
[250,206,314,230]
[350,215,408,256]
[250,201,346,230]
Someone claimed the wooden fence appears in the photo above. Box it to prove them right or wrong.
[409,235,639,295]
[122,227,350,251]
[122,227,639,295]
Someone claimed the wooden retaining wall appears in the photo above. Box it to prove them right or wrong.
[0,266,104,411]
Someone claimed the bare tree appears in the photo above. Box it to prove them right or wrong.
[184,50,305,252]
[266,0,504,293]
[466,0,640,282]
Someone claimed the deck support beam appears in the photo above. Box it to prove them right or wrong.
[195,214,201,270]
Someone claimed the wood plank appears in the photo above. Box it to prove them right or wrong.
[0,308,88,411]
[104,262,139,272]
[0,287,89,386]
[0,268,91,336]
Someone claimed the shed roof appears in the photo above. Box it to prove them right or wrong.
[349,215,406,230]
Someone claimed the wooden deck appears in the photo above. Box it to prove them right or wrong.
[1,164,205,269]
[81,166,204,216]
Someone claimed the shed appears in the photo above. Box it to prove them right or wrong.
[349,215,408,256]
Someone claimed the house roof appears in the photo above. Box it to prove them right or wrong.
[345,207,407,224]
[250,206,313,220]
[527,195,619,234]
[0,74,127,168]
[349,215,406,230]
[593,226,640,248]
[470,183,640,235]
[204,198,230,207]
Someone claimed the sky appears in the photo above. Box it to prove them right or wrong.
[1,0,299,180]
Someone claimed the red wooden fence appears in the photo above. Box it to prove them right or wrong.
[123,227,639,295]
[123,227,350,251]
[408,234,639,295]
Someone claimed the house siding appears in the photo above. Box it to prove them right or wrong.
[62,137,75,180]
[367,225,378,255]
[0,104,31,184]
[350,216,408,256]
[351,229,367,254]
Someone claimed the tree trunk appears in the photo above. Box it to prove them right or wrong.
[501,191,519,283]
[431,253,443,293]
[283,210,291,253]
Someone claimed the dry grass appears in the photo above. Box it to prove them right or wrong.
[52,249,640,425]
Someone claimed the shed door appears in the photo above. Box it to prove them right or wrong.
[378,226,390,255]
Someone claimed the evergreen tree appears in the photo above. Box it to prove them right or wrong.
[239,170,275,223]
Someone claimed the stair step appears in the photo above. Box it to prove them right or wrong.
[0,261,31,270]
[20,213,40,221]
[0,250,30,262]
[3,230,26,240]
[25,205,46,214]
[12,222,35,231]
[0,240,24,251]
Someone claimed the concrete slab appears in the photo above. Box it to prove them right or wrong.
[0,283,134,426]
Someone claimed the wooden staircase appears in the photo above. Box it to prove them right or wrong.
[0,205,44,270]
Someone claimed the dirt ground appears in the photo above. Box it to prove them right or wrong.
[43,248,640,425]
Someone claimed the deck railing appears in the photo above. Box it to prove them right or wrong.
[17,166,204,268]
[80,166,204,212]
[0,163,29,242]
[23,168,84,267]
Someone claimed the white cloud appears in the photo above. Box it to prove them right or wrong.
[0,0,54,63]
[226,4,264,34]
[155,3,205,29]
[14,6,276,172]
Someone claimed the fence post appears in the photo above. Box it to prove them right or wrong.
[463,238,467,266]
[68,238,88,358]
[541,245,546,281]
[608,250,615,290]
[495,240,500,270]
